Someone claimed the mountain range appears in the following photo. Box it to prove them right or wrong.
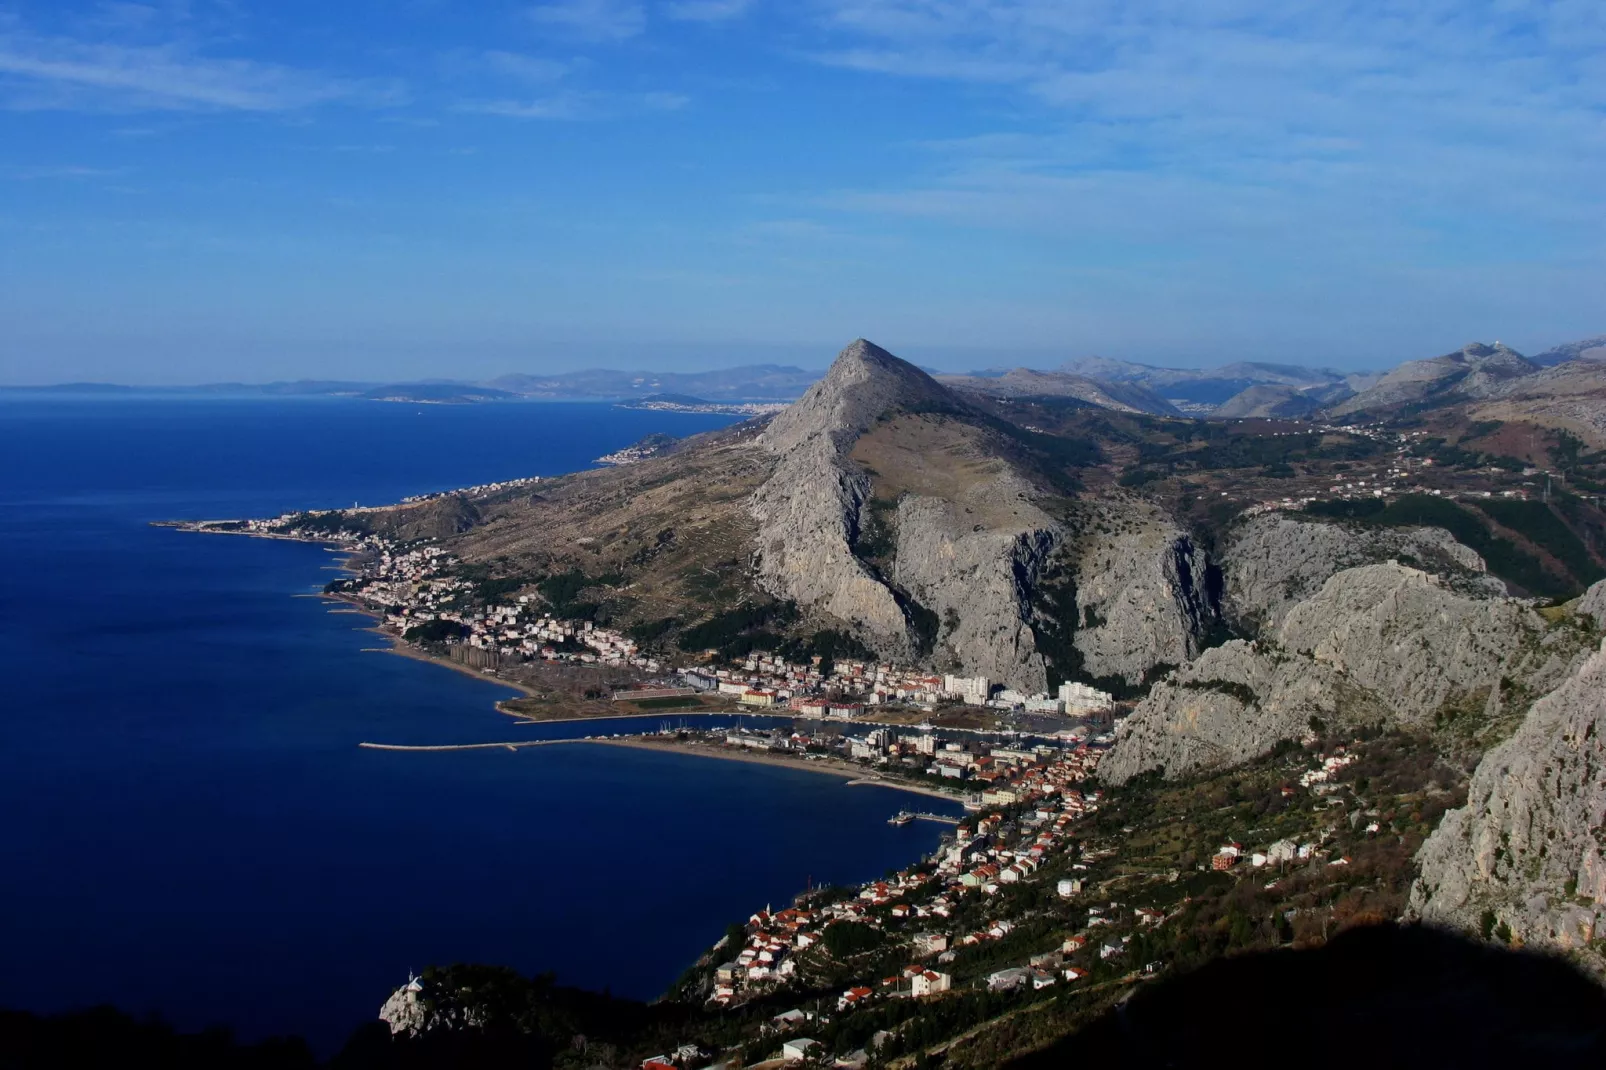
[13,334,1604,421]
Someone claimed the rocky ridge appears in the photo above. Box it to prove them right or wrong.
[1061,496,1219,686]
[1219,513,1499,632]
[1332,342,1538,415]
[749,340,968,663]
[748,339,1220,689]
[1101,562,1586,784]
[1411,623,1606,968]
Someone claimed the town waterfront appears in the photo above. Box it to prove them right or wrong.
[0,395,961,1053]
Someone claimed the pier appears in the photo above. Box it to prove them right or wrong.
[358,739,590,752]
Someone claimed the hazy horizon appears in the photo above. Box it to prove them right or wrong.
[3,1,1602,384]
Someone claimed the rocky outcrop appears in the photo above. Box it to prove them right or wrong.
[938,368,1180,415]
[1103,562,1573,784]
[1064,498,1218,686]
[749,339,1063,687]
[1332,342,1538,415]
[1098,639,1385,783]
[1278,563,1545,724]
[749,340,949,657]
[1220,514,1499,633]
[892,493,1056,691]
[1579,579,1606,627]
[1411,639,1606,968]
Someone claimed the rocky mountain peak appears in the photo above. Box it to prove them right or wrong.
[1456,341,1535,375]
[764,338,959,454]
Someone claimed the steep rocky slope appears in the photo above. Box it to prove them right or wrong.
[1220,513,1500,632]
[1467,359,1606,448]
[1058,496,1218,686]
[746,340,1228,689]
[1210,383,1324,419]
[750,341,1069,687]
[1332,342,1538,415]
[1411,633,1606,968]
[937,368,1179,415]
[1102,562,1587,783]
[1097,638,1385,782]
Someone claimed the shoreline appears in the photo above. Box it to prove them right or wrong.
[587,737,966,803]
[367,639,540,698]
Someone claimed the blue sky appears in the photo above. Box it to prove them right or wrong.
[1,0,1602,383]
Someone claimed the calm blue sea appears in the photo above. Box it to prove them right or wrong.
[0,396,959,1051]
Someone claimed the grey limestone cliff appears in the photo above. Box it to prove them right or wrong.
[749,340,944,657]
[748,339,1225,690]
[1102,562,1572,784]
[1063,497,1218,686]
[1277,563,1549,724]
[1098,639,1385,783]
[1411,638,1606,968]
[1220,513,1497,633]
[1580,579,1606,627]
[749,339,1059,687]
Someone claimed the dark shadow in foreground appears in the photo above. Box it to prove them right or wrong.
[1007,925,1606,1070]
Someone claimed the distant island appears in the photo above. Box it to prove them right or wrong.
[615,393,790,415]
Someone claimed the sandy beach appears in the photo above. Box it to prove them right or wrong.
[588,737,966,802]
[366,640,540,698]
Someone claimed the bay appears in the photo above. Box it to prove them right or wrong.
[0,396,958,1052]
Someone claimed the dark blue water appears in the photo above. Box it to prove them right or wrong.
[0,397,959,1051]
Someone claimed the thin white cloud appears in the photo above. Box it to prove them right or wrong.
[664,0,754,22]
[794,0,1606,248]
[481,50,572,82]
[526,0,647,43]
[2,163,127,179]
[0,31,393,112]
[462,88,686,120]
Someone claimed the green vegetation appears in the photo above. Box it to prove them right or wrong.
[821,920,887,958]
[1303,494,1581,597]
[1178,678,1258,705]
[283,510,372,536]
[773,629,876,676]
[1473,499,1604,587]
[676,601,800,659]
[631,696,702,710]
[403,619,468,644]
[535,568,623,620]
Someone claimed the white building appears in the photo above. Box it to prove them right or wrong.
[942,674,990,705]
[1059,681,1113,714]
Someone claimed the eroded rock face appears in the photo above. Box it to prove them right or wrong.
[750,339,1061,687]
[1098,639,1384,783]
[1278,563,1544,723]
[1065,498,1218,686]
[1579,578,1606,628]
[892,493,1056,691]
[1102,562,1572,784]
[750,340,948,657]
[1221,514,1497,633]
[1411,640,1606,967]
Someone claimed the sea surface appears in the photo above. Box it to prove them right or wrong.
[0,396,961,1052]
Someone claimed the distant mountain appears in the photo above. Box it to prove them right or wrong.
[1531,335,1606,367]
[357,384,519,404]
[1210,384,1325,420]
[937,368,1181,415]
[1331,342,1539,416]
[1057,356,1348,411]
[486,364,821,401]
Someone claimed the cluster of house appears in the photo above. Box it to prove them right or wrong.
[398,475,542,504]
[677,657,1114,720]
[702,745,1107,1017]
